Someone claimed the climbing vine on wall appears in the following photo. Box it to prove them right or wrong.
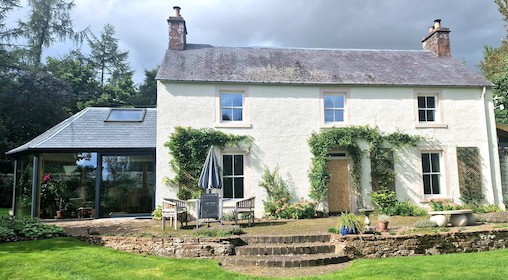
[164,126,251,200]
[307,126,421,205]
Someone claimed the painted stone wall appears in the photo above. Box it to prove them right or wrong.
[156,81,503,215]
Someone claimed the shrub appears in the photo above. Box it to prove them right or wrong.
[151,205,162,220]
[370,187,397,214]
[413,219,438,228]
[0,217,65,242]
[260,166,293,217]
[390,201,428,216]
[283,201,316,219]
[469,204,502,214]
[429,199,463,211]
[222,211,236,221]
[259,166,318,219]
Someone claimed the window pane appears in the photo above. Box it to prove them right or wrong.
[426,110,435,122]
[232,109,243,121]
[418,110,426,121]
[324,96,334,108]
[426,96,436,108]
[223,155,233,175]
[334,110,344,122]
[423,175,431,194]
[100,155,154,217]
[334,96,345,108]
[231,94,243,106]
[421,154,430,173]
[431,174,440,194]
[222,109,232,121]
[431,153,440,172]
[324,110,334,123]
[234,155,243,175]
[234,178,244,198]
[106,109,145,122]
[223,178,233,198]
[418,96,426,108]
[221,94,232,107]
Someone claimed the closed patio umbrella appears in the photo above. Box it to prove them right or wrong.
[198,146,222,193]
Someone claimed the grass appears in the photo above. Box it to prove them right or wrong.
[0,208,9,217]
[1,237,508,279]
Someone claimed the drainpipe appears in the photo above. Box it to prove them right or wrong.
[482,87,504,208]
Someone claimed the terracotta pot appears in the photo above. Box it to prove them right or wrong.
[55,210,63,219]
[378,221,389,232]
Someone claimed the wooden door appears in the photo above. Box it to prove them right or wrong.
[327,159,350,213]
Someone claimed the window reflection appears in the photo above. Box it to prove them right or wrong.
[100,155,154,217]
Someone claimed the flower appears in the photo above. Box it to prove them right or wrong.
[43,173,53,182]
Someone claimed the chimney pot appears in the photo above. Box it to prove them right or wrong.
[173,6,181,17]
[434,19,441,29]
[422,19,450,57]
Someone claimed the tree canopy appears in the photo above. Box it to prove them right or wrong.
[481,0,508,124]
[0,0,158,206]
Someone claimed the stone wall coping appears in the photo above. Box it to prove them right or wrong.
[332,228,508,241]
[428,210,473,215]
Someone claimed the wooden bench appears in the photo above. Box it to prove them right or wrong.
[162,198,188,230]
[234,197,255,226]
[428,209,475,227]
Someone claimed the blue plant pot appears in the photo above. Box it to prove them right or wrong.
[340,226,357,235]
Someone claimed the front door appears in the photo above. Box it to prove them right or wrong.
[326,158,350,214]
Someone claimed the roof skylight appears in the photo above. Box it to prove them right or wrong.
[106,108,146,122]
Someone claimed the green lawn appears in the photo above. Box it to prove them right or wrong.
[0,208,9,217]
[1,237,507,280]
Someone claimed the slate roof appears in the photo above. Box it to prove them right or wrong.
[156,44,491,87]
[7,107,156,155]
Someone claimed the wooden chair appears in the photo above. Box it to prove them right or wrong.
[162,198,188,230]
[234,197,255,226]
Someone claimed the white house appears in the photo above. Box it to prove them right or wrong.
[156,7,505,216]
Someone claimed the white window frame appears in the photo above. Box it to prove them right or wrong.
[320,89,349,127]
[215,87,251,128]
[419,148,448,200]
[414,90,447,128]
[221,154,245,199]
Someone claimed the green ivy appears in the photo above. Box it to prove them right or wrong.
[164,126,251,200]
[308,126,421,205]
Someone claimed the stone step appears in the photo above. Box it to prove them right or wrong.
[236,242,337,256]
[221,253,350,268]
[240,234,331,244]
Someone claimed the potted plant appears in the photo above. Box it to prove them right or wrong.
[377,214,390,232]
[337,213,365,235]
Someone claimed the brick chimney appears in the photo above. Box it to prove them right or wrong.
[167,6,187,50]
[422,19,451,57]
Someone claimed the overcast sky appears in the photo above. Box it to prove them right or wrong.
[9,0,508,83]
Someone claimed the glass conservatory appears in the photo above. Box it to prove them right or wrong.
[8,107,156,219]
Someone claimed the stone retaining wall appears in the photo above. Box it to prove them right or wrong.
[332,229,508,259]
[77,235,244,258]
[76,229,508,260]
